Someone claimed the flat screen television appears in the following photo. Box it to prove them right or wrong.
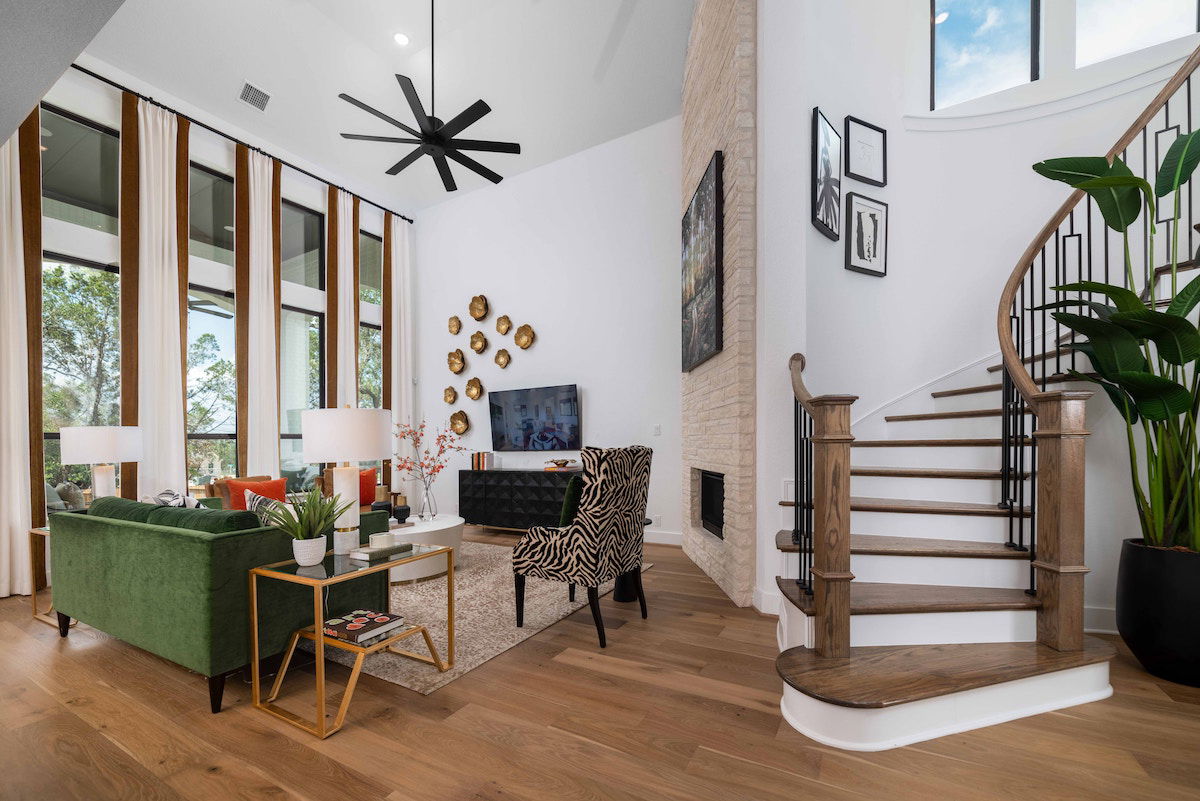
[488,384,581,452]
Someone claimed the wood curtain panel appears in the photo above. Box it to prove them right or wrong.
[325,185,339,408]
[234,144,251,473]
[272,161,282,407]
[175,119,189,431]
[119,92,140,498]
[18,109,44,531]
[382,212,393,487]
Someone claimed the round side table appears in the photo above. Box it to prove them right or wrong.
[388,514,465,583]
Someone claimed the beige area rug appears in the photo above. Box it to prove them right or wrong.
[302,540,649,695]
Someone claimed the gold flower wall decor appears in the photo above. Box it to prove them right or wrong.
[514,324,536,349]
[495,348,511,368]
[448,315,462,335]
[466,377,483,400]
[450,410,470,435]
[469,295,489,321]
[443,386,458,404]
[470,331,488,354]
[448,349,466,374]
[496,315,512,335]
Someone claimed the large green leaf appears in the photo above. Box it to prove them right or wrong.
[1155,130,1200,197]
[1052,312,1147,377]
[1114,371,1192,421]
[1072,170,1153,233]
[1166,273,1200,318]
[1109,308,1200,365]
[1032,157,1112,186]
[1030,299,1116,319]
[1068,369,1138,424]
[1051,281,1144,313]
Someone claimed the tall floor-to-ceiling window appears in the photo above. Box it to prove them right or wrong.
[358,231,383,410]
[188,163,235,265]
[40,105,120,234]
[186,286,237,488]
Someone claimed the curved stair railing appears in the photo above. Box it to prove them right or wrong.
[996,44,1200,652]
[789,354,857,657]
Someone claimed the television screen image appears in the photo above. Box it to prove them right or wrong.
[488,384,581,452]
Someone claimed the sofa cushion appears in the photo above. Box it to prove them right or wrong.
[88,496,157,523]
[145,505,262,534]
[225,477,287,510]
[559,475,584,526]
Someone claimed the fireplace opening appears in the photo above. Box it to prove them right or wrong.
[699,470,725,539]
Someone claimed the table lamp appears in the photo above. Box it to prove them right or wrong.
[301,408,392,553]
[59,426,143,499]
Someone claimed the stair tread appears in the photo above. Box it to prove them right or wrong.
[778,496,1029,517]
[853,437,1030,447]
[987,349,1080,373]
[775,577,1042,615]
[851,466,1026,480]
[930,373,1096,399]
[884,408,1031,422]
[774,530,1031,559]
[775,636,1115,708]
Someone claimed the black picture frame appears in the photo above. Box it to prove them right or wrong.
[844,116,887,187]
[844,192,888,278]
[681,151,724,372]
[811,107,842,241]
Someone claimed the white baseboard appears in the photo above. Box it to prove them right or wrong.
[754,584,782,616]
[644,529,682,546]
[1084,605,1118,634]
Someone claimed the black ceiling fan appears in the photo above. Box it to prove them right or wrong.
[337,0,520,192]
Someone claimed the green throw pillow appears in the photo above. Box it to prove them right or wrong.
[87,496,157,523]
[145,505,262,534]
[558,475,583,527]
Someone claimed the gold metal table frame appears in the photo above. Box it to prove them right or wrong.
[249,544,455,739]
[29,527,76,629]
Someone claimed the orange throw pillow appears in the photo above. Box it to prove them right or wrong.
[359,468,378,506]
[226,477,287,510]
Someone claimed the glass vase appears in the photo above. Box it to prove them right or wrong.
[418,483,438,521]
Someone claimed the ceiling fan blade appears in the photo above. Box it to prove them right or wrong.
[432,154,458,191]
[338,93,423,138]
[341,133,423,145]
[447,138,521,154]
[394,74,434,135]
[386,147,425,176]
[445,149,502,184]
[437,100,491,139]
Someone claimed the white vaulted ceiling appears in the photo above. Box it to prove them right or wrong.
[81,0,693,212]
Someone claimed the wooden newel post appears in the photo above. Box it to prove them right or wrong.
[810,395,857,658]
[1031,390,1092,652]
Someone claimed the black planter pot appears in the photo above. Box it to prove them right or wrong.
[1115,538,1200,687]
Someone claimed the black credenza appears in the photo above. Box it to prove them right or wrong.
[458,469,578,530]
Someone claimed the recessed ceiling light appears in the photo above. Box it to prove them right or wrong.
[393,32,410,46]
[934,11,949,24]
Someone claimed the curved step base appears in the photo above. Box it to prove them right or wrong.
[779,662,1111,752]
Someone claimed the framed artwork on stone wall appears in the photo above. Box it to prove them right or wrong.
[681,151,724,372]
[811,107,842,241]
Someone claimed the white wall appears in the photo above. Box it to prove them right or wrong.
[755,0,1191,622]
[412,116,683,543]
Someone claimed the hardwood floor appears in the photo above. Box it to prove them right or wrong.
[2,528,1197,801]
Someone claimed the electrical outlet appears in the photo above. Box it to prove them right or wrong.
[653,515,662,527]
[652,424,662,437]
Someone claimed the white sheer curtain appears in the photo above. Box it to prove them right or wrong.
[136,101,187,498]
[0,129,32,597]
[389,215,414,429]
[333,189,357,407]
[245,151,279,476]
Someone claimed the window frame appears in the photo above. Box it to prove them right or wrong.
[187,160,236,263]
[281,198,326,292]
[279,303,326,445]
[357,319,383,411]
[358,229,383,305]
[39,102,121,220]
[185,282,238,477]
[929,0,1043,111]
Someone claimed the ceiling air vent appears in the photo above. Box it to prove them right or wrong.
[238,82,270,112]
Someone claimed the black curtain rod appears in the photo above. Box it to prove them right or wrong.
[68,63,415,225]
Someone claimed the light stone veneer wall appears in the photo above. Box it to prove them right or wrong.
[680,0,757,607]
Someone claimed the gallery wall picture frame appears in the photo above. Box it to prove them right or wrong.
[681,150,724,372]
[811,107,842,241]
[844,115,887,187]
[845,192,888,277]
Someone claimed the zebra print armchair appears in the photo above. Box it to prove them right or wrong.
[512,445,653,647]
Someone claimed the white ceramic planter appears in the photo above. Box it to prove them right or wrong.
[292,535,327,567]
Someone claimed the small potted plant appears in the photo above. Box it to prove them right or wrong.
[393,419,467,521]
[261,490,354,566]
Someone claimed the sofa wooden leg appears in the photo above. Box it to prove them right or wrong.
[208,674,226,714]
[56,611,70,638]
[514,573,526,628]
[568,583,576,602]
[586,587,606,648]
[633,569,647,620]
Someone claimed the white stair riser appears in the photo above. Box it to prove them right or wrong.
[852,445,1020,470]
[779,663,1112,751]
[884,416,1009,438]
[850,475,1009,504]
[777,601,1036,650]
[850,509,1019,541]
[779,553,1029,589]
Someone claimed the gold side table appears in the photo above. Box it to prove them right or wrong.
[249,543,454,739]
[28,527,75,629]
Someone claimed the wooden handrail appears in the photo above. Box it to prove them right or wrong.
[997,43,1200,405]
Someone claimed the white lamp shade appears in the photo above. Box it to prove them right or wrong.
[301,408,392,463]
[60,426,143,464]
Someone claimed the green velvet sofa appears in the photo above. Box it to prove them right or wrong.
[49,497,390,712]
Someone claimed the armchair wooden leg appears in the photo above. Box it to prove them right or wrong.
[633,569,647,619]
[208,674,226,714]
[568,583,575,602]
[56,611,70,638]
[514,573,526,628]
[586,587,606,648]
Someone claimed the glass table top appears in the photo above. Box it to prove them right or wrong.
[257,543,449,582]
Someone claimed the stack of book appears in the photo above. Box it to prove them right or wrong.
[349,541,414,561]
[471,452,495,470]
[322,609,407,646]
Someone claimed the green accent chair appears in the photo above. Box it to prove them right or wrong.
[50,496,390,713]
